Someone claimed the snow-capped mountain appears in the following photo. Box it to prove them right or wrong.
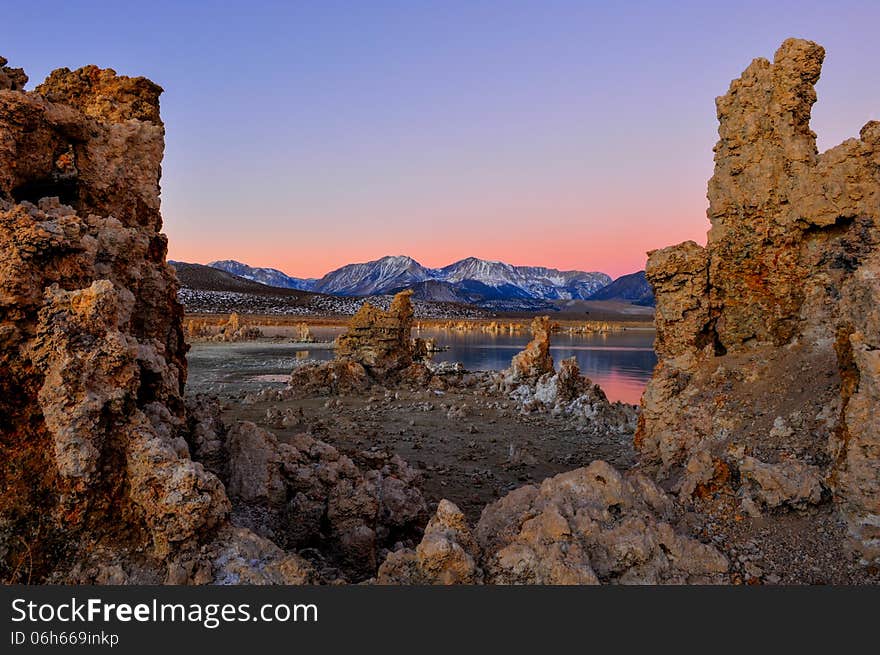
[311,255,432,295]
[436,257,610,300]
[208,260,316,291]
[206,255,617,308]
[310,255,610,300]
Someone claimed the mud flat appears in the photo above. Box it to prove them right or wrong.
[209,384,637,524]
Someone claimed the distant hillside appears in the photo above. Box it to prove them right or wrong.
[208,260,316,291]
[588,271,654,306]
[170,261,301,295]
[168,261,489,319]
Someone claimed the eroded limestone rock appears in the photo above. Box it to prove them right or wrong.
[336,290,415,376]
[377,500,482,584]
[287,359,372,395]
[506,355,638,436]
[0,58,329,585]
[635,39,880,563]
[506,316,554,383]
[212,312,262,342]
[739,456,825,510]
[0,61,213,581]
[220,421,428,580]
[286,290,431,394]
[0,56,27,91]
[379,461,728,584]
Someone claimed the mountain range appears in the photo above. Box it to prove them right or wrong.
[206,255,651,310]
[206,259,317,291]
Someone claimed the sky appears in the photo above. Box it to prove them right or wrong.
[4,1,879,279]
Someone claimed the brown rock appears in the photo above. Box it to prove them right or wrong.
[335,290,415,376]
[646,241,711,359]
[506,315,554,382]
[380,461,728,584]
[0,62,208,582]
[287,359,371,395]
[36,64,163,124]
[206,526,316,585]
[377,500,482,584]
[212,312,262,342]
[222,422,427,580]
[294,322,313,342]
[0,56,27,91]
[412,337,429,361]
[739,456,824,509]
[0,60,306,585]
[555,356,589,402]
[636,39,880,563]
[476,461,728,584]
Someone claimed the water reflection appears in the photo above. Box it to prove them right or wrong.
[423,329,655,404]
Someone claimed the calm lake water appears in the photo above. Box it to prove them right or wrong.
[187,327,656,404]
[421,328,656,404]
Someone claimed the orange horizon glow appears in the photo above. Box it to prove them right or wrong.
[165,198,712,280]
[165,222,710,280]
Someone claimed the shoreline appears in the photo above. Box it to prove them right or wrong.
[183,313,657,334]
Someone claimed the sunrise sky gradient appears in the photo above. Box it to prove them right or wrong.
[5,1,879,279]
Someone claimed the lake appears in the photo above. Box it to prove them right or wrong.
[426,328,655,404]
[187,326,656,404]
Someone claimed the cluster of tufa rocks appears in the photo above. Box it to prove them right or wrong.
[210,312,262,342]
[286,289,466,395]
[335,290,416,376]
[497,316,639,435]
[378,461,728,584]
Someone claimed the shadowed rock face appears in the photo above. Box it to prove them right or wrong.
[0,57,27,91]
[0,60,208,582]
[636,39,880,563]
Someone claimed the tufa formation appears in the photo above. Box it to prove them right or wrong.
[4,38,877,585]
[636,38,880,564]
[0,59,425,584]
[335,290,416,376]
[378,461,728,584]
[506,316,554,383]
[287,289,437,394]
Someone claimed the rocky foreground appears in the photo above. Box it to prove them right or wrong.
[1,39,878,585]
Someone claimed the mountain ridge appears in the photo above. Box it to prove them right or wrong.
[208,255,625,307]
[207,259,317,291]
[588,271,654,306]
